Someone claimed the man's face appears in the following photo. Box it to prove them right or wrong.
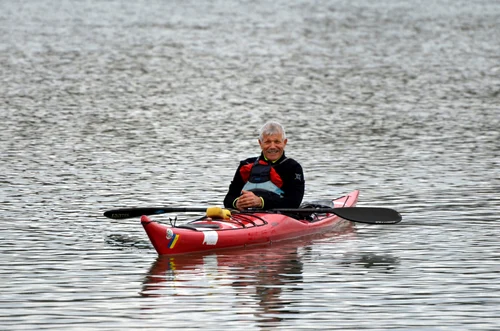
[259,133,287,162]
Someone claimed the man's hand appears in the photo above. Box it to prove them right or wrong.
[235,190,263,210]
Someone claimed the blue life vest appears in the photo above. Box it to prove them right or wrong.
[242,158,285,197]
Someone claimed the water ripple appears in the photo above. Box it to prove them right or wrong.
[1,0,499,329]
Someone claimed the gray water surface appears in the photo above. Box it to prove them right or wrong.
[1,0,499,330]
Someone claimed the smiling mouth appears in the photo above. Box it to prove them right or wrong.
[266,150,281,158]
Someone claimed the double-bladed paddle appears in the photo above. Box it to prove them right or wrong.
[103,206,401,224]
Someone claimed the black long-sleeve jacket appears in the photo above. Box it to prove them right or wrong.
[223,152,305,210]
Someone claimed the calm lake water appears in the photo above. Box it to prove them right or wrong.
[1,0,499,330]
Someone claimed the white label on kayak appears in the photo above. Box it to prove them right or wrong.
[203,231,218,245]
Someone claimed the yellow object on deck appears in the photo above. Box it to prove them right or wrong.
[206,207,231,219]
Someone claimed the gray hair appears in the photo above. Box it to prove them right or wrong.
[259,121,287,142]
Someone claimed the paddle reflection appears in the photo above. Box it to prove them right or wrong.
[339,252,400,271]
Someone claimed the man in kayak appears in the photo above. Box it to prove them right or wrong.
[224,121,305,211]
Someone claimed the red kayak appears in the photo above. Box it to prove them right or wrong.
[141,190,359,256]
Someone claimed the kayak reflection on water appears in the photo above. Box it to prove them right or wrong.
[139,229,358,321]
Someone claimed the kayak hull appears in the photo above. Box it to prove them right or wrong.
[142,190,359,256]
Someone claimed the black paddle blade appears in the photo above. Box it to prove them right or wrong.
[103,208,170,219]
[103,207,209,219]
[331,207,402,224]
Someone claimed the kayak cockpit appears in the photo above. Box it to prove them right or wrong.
[180,213,269,231]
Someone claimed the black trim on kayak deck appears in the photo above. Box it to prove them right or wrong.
[234,213,267,226]
[176,223,221,231]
